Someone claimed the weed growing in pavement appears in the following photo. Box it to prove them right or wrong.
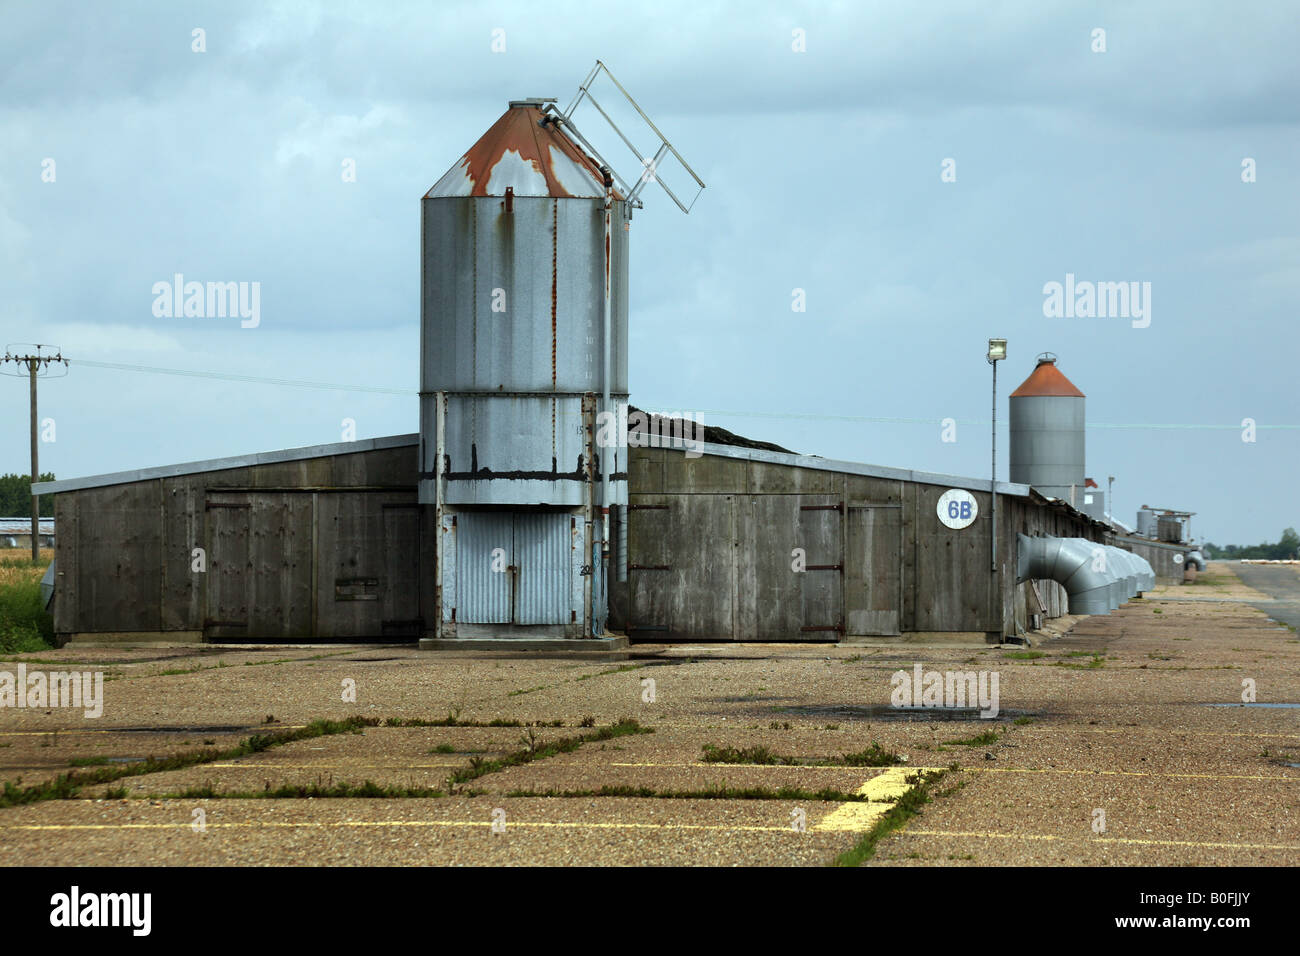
[701,742,905,767]
[944,730,1000,747]
[832,769,948,867]
[444,719,652,791]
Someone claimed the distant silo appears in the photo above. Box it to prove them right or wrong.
[1157,514,1183,543]
[1136,507,1157,537]
[1009,353,1086,503]
[420,100,629,640]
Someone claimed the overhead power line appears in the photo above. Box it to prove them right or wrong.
[66,358,1299,430]
[71,358,413,395]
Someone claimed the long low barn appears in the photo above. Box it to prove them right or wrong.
[612,439,1109,643]
[37,436,429,644]
[36,431,1116,646]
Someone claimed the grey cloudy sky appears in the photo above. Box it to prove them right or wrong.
[2,0,1297,544]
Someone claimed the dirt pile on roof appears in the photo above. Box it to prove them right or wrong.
[628,406,795,454]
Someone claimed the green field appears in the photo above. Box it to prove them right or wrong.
[0,549,54,653]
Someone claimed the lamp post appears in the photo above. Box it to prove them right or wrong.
[1107,475,1115,523]
[987,338,1006,573]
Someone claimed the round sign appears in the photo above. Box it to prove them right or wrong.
[1173,553,1184,564]
[937,489,979,529]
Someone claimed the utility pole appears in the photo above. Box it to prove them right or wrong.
[2,345,68,561]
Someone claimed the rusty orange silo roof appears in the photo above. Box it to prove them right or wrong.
[1009,358,1085,398]
[426,102,618,200]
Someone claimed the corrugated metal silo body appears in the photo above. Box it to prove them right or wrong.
[1008,356,1086,502]
[419,102,629,640]
[418,196,630,506]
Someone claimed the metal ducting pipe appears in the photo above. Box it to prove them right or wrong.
[1116,547,1152,595]
[1016,534,1118,615]
[616,504,628,583]
[1106,546,1135,599]
[1113,547,1155,592]
[1105,565,1123,609]
[1120,549,1139,596]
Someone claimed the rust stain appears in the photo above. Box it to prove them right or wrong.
[551,202,557,459]
[444,105,615,198]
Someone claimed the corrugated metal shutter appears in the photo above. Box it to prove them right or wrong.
[514,511,570,625]
[457,512,512,623]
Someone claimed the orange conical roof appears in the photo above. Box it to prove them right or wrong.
[1010,355,1085,398]
[426,101,614,199]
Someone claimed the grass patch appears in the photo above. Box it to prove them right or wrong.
[700,742,905,768]
[164,780,449,800]
[832,769,948,867]
[1002,650,1045,660]
[944,730,1000,747]
[383,713,564,728]
[574,663,648,681]
[505,784,876,802]
[702,744,792,765]
[1053,653,1105,670]
[0,716,380,810]
[0,552,54,653]
[1012,716,1034,726]
[445,719,652,790]
[840,743,905,767]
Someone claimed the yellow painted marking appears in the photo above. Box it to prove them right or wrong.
[0,725,309,738]
[1070,728,1300,740]
[964,767,1299,782]
[612,763,1299,783]
[813,767,942,833]
[905,829,1300,852]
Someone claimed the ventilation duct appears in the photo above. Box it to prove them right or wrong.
[1016,535,1153,615]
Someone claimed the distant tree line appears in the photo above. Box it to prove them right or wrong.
[1203,528,1300,560]
[0,473,56,517]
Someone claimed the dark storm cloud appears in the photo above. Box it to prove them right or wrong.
[1,1,1298,543]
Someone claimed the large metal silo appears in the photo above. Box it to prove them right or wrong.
[1008,353,1086,503]
[420,100,629,640]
